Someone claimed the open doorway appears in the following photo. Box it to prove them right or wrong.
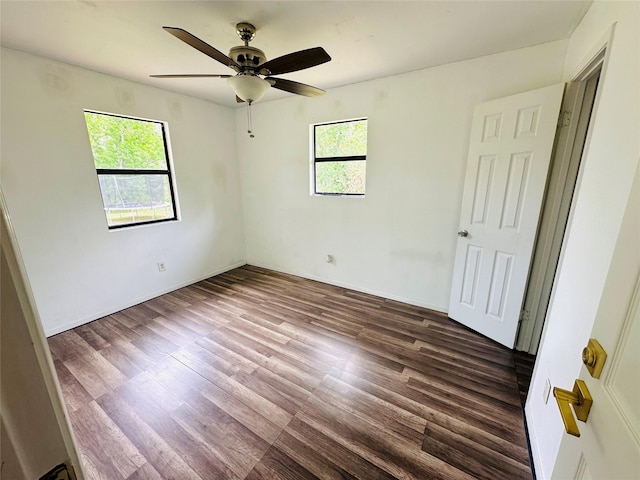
[513,53,604,401]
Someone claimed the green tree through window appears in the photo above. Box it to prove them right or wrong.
[84,111,178,228]
[313,119,367,195]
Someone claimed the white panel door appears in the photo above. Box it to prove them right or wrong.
[552,278,640,479]
[449,84,564,347]
[551,167,640,479]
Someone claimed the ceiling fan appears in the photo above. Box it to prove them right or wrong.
[151,22,331,104]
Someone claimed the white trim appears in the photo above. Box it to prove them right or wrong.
[517,51,605,354]
[246,261,449,314]
[565,23,616,82]
[44,260,247,337]
[520,30,610,354]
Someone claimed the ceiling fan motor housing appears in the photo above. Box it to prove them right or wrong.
[228,46,266,68]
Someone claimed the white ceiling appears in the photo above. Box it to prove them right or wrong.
[0,1,591,108]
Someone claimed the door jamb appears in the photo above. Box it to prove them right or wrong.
[516,54,604,354]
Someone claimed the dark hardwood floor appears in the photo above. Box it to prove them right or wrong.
[513,351,536,406]
[49,265,532,480]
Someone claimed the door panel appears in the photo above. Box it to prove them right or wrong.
[471,155,494,224]
[552,164,640,479]
[486,251,513,319]
[449,84,565,347]
[460,245,482,307]
[606,303,640,433]
[515,105,541,137]
[500,152,530,229]
[553,275,640,479]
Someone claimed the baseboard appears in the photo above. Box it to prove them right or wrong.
[44,261,247,337]
[246,261,449,314]
[46,261,449,336]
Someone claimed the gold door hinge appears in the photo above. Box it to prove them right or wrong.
[557,110,572,128]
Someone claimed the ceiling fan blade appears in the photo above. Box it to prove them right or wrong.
[150,74,232,78]
[266,77,325,97]
[163,26,240,71]
[259,47,331,75]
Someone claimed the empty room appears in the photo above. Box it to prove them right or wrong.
[1,1,638,479]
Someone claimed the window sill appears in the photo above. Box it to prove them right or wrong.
[311,193,365,198]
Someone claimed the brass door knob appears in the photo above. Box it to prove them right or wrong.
[553,379,593,437]
[582,338,607,378]
[582,346,596,366]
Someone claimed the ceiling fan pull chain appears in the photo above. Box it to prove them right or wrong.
[247,101,255,138]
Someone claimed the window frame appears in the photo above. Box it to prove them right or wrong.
[84,110,179,230]
[312,118,367,196]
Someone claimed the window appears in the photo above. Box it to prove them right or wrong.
[84,111,178,229]
[313,118,367,195]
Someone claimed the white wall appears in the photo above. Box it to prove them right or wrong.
[236,41,567,311]
[1,48,246,336]
[525,2,640,478]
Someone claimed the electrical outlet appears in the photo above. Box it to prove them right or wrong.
[157,262,166,272]
[543,378,552,404]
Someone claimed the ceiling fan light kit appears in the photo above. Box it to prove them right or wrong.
[227,75,270,103]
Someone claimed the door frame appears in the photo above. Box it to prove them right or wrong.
[516,50,606,354]
[525,24,618,478]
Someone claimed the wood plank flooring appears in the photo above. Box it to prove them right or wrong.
[514,351,536,406]
[49,265,532,480]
